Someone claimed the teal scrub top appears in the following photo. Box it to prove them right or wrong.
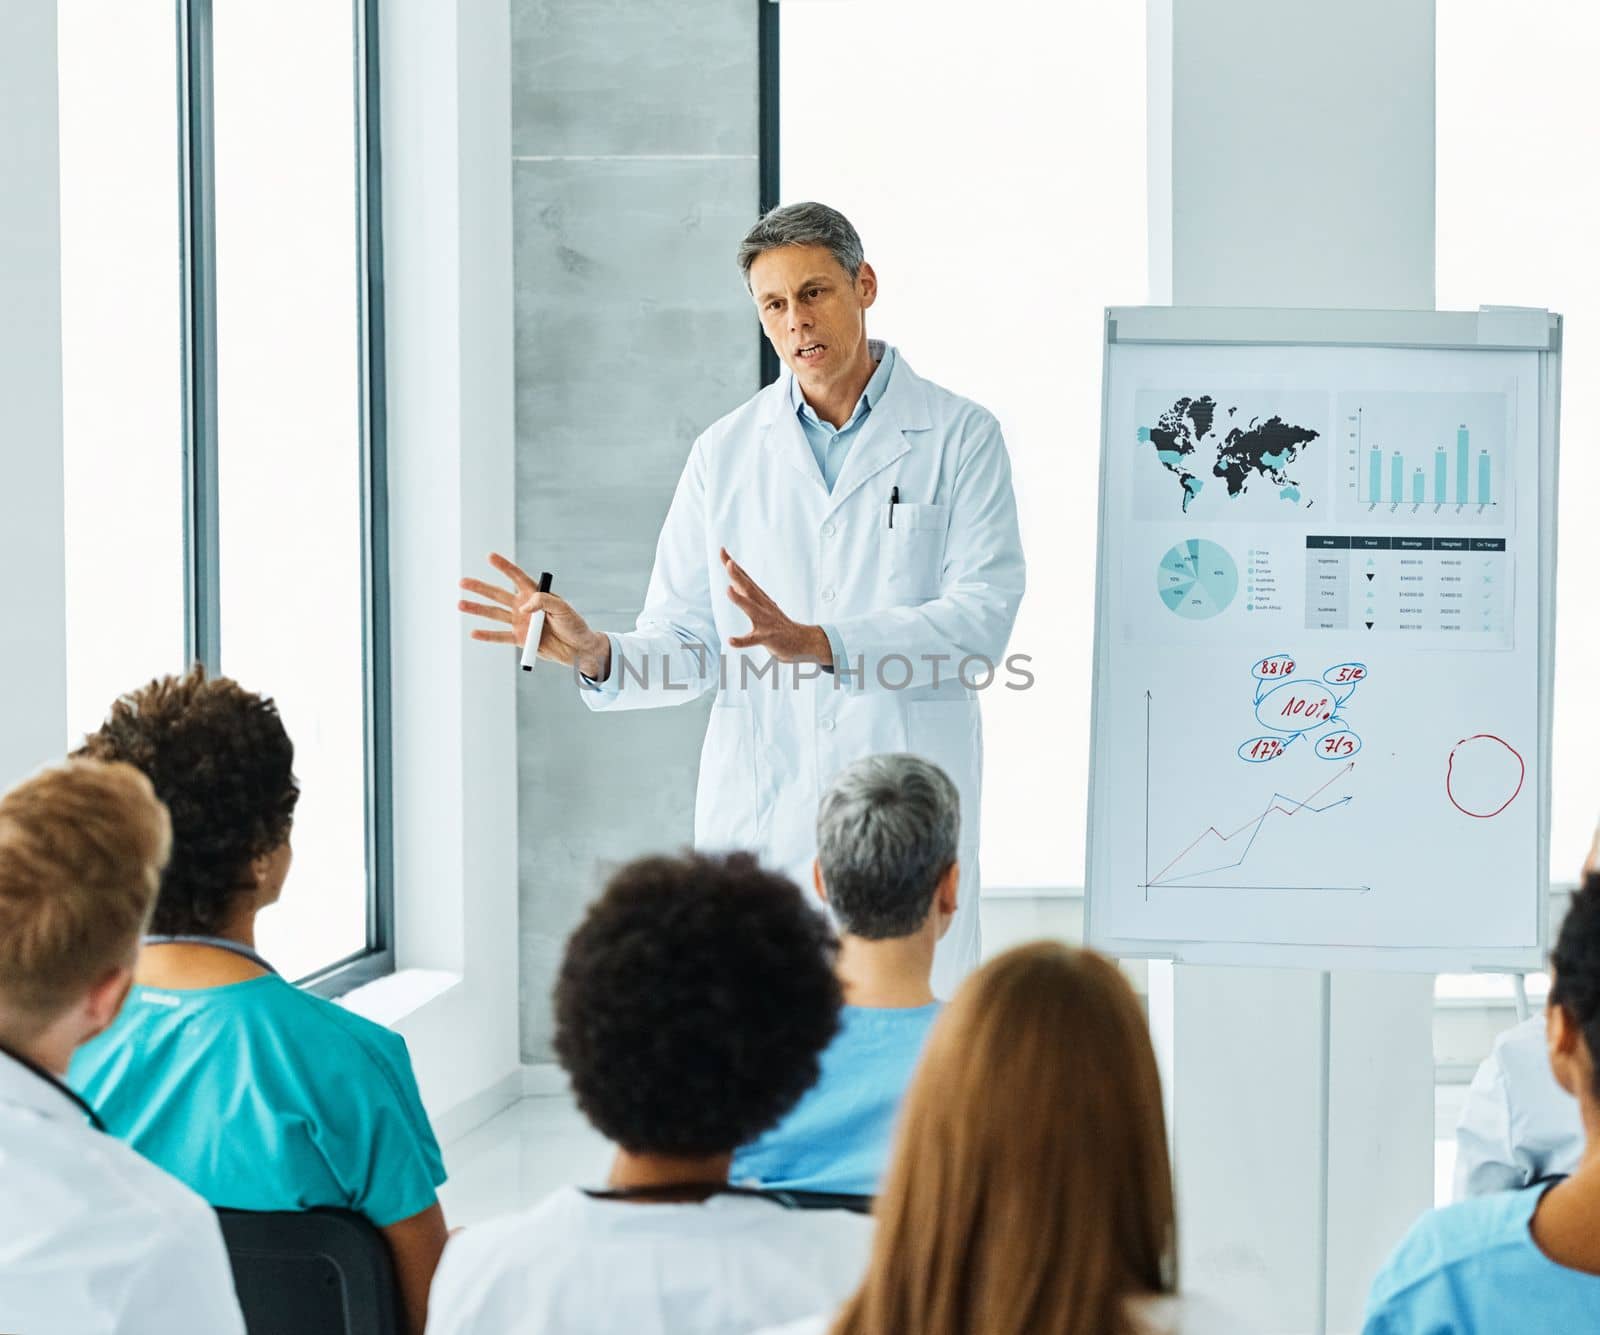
[69,974,445,1227]
[1363,1183,1600,1332]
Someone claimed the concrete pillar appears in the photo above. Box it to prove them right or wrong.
[1147,2,1437,1330]
[508,0,761,1057]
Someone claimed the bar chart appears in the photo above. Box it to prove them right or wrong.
[1338,390,1509,522]
[1362,427,1491,506]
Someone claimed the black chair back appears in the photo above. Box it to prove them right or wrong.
[216,1207,400,1335]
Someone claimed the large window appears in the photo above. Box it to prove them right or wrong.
[57,3,187,751]
[57,0,391,990]
[778,0,1148,889]
[1437,3,1600,887]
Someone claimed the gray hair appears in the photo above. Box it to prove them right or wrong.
[736,202,865,287]
[816,754,960,940]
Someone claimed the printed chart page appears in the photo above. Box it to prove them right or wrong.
[1089,342,1544,963]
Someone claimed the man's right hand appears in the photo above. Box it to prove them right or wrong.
[458,553,613,680]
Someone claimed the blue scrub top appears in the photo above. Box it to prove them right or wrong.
[70,974,445,1227]
[731,1002,940,1196]
[1364,1183,1600,1332]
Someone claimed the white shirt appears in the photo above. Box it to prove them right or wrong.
[1453,1012,1584,1198]
[0,1048,245,1334]
[426,1185,875,1335]
[755,1293,1249,1335]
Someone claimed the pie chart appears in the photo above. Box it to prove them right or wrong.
[1157,539,1238,619]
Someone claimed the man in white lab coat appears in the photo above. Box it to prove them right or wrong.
[0,760,245,1334]
[460,202,1026,993]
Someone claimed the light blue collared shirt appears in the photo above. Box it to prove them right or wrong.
[792,341,897,493]
[792,341,895,671]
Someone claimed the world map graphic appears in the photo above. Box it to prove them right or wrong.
[1138,395,1321,513]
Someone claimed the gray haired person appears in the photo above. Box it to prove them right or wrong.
[735,200,867,287]
[730,753,959,1197]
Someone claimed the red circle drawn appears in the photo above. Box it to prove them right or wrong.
[1446,734,1525,819]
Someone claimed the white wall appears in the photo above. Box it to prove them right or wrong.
[0,0,67,789]
[377,0,524,1129]
[1148,2,1436,1331]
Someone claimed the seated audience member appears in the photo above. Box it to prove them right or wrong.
[732,753,956,1196]
[0,760,244,1334]
[1452,844,1599,1198]
[758,942,1242,1335]
[1454,1008,1582,1198]
[68,668,447,1335]
[425,851,874,1335]
[1365,874,1600,1330]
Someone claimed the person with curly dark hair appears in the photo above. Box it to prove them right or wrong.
[67,667,449,1335]
[71,666,300,938]
[426,851,873,1335]
[1364,873,1600,1330]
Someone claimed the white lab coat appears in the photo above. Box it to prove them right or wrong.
[581,349,1026,994]
[0,1049,245,1334]
[425,1185,875,1335]
[1453,1012,1584,1199]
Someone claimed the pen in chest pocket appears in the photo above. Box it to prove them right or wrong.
[889,486,899,529]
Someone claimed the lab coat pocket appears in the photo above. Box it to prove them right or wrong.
[881,502,949,602]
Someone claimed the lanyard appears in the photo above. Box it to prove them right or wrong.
[583,1182,784,1206]
[142,934,278,975]
[0,1040,106,1132]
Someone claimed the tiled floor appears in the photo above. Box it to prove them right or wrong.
[438,1091,610,1228]
[438,1082,1474,1228]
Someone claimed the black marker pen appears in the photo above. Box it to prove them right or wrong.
[520,571,553,672]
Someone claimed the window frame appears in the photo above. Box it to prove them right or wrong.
[758,0,780,388]
[176,0,394,995]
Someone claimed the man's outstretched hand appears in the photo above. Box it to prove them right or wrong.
[458,553,612,680]
[721,548,832,666]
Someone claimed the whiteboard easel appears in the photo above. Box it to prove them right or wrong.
[1086,306,1561,975]
[1087,307,1561,1335]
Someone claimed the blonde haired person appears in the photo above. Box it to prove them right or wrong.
[757,942,1240,1335]
[0,760,244,1334]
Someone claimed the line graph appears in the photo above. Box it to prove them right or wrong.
[1141,691,1369,895]
[1150,763,1355,885]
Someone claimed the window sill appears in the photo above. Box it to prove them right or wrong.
[336,967,461,1028]
[980,884,1084,900]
